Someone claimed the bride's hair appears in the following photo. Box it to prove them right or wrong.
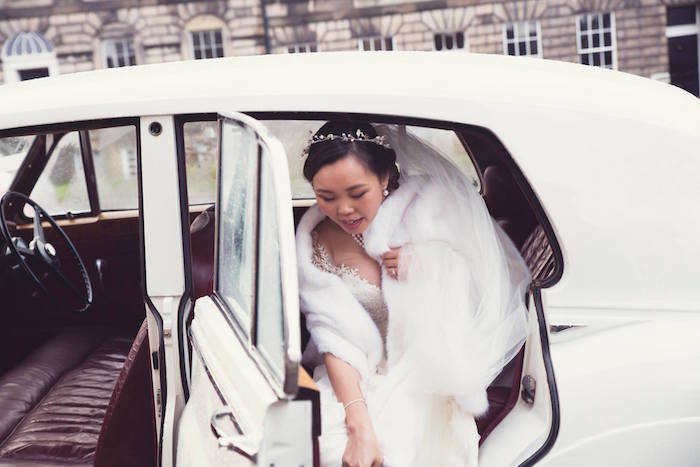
[303,120,400,190]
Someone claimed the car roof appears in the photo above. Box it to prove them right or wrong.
[0,52,696,133]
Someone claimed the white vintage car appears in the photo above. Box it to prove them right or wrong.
[0,52,698,467]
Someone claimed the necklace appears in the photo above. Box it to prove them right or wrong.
[351,233,364,248]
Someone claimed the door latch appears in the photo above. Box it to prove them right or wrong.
[210,407,258,461]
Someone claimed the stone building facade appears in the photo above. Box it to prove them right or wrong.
[0,0,698,96]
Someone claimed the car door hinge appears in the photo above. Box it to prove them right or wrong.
[521,374,536,405]
[151,351,159,370]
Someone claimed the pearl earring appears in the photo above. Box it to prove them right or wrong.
[383,188,389,197]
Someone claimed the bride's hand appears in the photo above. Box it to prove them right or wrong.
[381,247,401,280]
[342,405,383,467]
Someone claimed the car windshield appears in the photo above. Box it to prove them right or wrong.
[0,135,34,197]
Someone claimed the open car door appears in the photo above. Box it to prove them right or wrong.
[176,112,311,466]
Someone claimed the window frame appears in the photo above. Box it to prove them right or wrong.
[189,29,225,60]
[433,31,467,52]
[358,36,394,51]
[0,117,140,220]
[285,42,319,53]
[503,20,542,57]
[101,37,137,68]
[576,12,618,69]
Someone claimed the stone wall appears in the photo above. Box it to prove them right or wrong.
[0,0,686,84]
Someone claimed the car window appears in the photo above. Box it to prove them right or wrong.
[0,135,34,196]
[90,125,139,210]
[406,125,479,187]
[270,120,479,199]
[264,120,480,195]
[182,118,479,204]
[184,121,217,205]
[261,120,322,198]
[216,120,258,328]
[256,145,285,377]
[30,132,90,216]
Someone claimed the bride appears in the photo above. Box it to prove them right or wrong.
[295,120,531,467]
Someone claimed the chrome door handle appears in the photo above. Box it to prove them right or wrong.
[95,258,105,291]
[210,406,258,461]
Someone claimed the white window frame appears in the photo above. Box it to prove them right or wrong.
[102,37,136,68]
[503,21,542,57]
[433,31,467,52]
[576,12,617,69]
[358,36,394,51]
[665,4,700,93]
[285,43,318,53]
[189,29,224,60]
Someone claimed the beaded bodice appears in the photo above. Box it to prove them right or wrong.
[311,231,389,349]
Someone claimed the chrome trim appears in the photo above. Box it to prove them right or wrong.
[549,324,583,334]
[210,407,258,461]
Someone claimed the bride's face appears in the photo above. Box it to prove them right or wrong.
[312,153,388,235]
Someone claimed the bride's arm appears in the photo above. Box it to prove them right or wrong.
[324,353,383,467]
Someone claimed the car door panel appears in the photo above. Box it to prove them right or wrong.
[174,113,310,466]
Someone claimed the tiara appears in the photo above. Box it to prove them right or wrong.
[301,129,392,156]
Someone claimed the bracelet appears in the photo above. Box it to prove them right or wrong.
[343,398,366,411]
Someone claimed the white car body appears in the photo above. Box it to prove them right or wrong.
[0,52,698,466]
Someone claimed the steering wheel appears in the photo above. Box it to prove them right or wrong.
[0,191,93,312]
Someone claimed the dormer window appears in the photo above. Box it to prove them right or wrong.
[1,31,59,83]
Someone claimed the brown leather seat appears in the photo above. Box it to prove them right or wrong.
[0,329,109,448]
[0,329,133,466]
[483,165,537,248]
[190,205,215,299]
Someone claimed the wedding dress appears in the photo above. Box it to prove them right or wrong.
[309,231,479,467]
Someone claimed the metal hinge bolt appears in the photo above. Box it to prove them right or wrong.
[521,374,536,405]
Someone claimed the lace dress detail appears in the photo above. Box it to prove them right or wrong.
[311,231,389,352]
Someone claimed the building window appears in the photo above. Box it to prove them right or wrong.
[358,36,394,51]
[504,21,541,57]
[666,4,700,96]
[286,43,318,53]
[433,32,466,51]
[18,68,49,80]
[103,38,136,68]
[1,31,59,83]
[190,30,224,59]
[576,12,617,69]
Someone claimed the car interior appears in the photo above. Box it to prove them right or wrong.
[0,117,557,466]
